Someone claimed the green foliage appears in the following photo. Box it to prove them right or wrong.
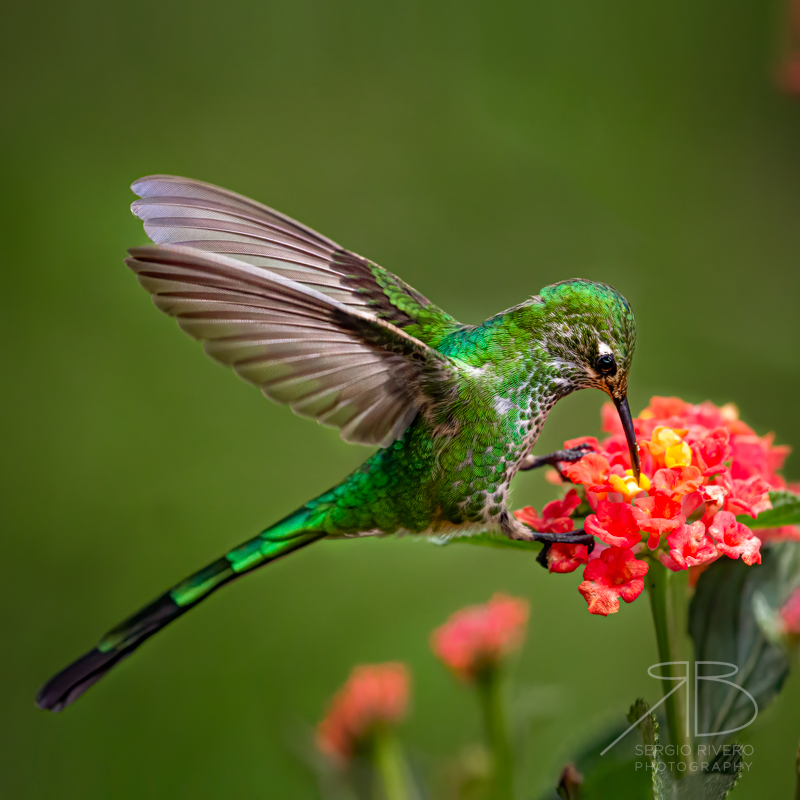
[537,719,652,800]
[744,491,800,530]
[626,698,673,799]
[540,699,744,800]
[627,698,742,800]
[751,541,800,646]
[689,544,800,747]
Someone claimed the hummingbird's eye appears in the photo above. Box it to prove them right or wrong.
[595,353,617,376]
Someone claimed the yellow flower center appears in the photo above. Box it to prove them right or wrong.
[665,442,692,468]
[628,469,651,492]
[609,470,651,498]
[652,427,692,468]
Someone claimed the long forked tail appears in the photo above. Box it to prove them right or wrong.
[36,511,325,712]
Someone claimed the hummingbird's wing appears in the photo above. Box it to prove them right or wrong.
[130,175,458,346]
[125,243,462,448]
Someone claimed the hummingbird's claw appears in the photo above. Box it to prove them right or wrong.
[536,542,552,569]
[518,442,594,473]
[527,528,595,570]
[524,528,593,546]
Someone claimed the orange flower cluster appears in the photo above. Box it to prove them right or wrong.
[430,593,529,681]
[316,663,410,761]
[515,397,794,616]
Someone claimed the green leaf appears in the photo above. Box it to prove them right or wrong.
[626,698,672,800]
[430,531,544,553]
[677,750,743,799]
[626,699,742,800]
[540,699,745,800]
[689,543,800,747]
[537,719,651,800]
[741,490,800,529]
[751,540,800,648]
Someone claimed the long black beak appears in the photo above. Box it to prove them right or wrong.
[614,396,641,482]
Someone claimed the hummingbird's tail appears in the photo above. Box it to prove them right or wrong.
[35,510,325,712]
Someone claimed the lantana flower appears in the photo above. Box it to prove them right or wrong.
[718,473,773,518]
[664,521,719,570]
[514,489,581,534]
[514,490,590,573]
[317,663,410,762]
[431,594,529,681]
[692,427,731,474]
[578,546,649,616]
[516,396,792,616]
[561,453,613,491]
[585,500,647,548]
[707,511,762,566]
[607,470,651,501]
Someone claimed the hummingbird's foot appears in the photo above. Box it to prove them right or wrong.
[523,528,593,546]
[536,543,551,569]
[518,442,594,474]
[527,528,595,570]
[508,522,593,546]
[502,517,593,553]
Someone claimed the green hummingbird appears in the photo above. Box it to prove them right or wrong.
[36,175,640,712]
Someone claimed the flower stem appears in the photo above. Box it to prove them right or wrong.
[477,668,515,800]
[646,560,692,761]
[794,739,800,800]
[372,728,416,800]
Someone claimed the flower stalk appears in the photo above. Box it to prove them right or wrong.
[646,559,692,760]
[372,727,416,800]
[430,595,528,800]
[794,739,800,800]
[476,668,515,800]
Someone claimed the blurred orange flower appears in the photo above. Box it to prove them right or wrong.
[779,0,800,95]
[316,663,410,762]
[780,587,800,635]
[431,594,529,681]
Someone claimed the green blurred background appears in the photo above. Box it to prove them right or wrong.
[3,0,800,796]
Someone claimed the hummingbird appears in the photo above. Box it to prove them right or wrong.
[36,175,640,712]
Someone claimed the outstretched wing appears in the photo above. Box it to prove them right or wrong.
[130,175,459,346]
[125,245,461,447]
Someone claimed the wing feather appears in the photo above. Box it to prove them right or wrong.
[125,244,459,447]
[130,175,458,335]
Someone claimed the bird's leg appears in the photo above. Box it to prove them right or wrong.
[521,528,593,545]
[501,514,594,570]
[536,543,551,569]
[517,442,594,474]
[526,528,595,570]
[505,519,593,548]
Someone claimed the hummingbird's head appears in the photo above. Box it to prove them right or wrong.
[537,279,640,477]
